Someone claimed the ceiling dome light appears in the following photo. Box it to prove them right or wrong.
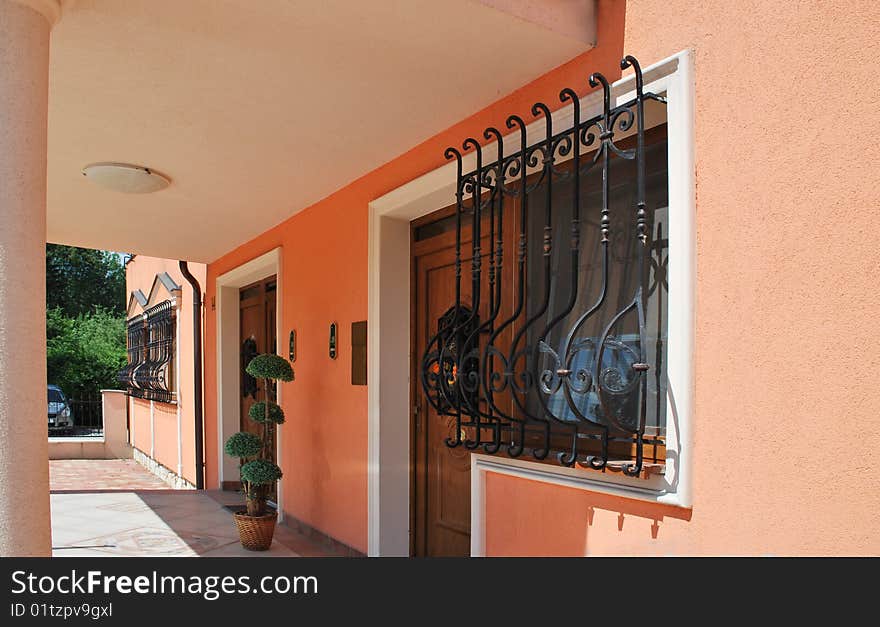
[81,162,170,194]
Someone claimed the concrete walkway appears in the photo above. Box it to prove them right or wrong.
[50,460,340,557]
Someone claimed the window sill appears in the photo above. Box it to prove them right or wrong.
[470,452,691,556]
[471,452,683,507]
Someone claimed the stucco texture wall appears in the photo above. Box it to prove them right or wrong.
[203,1,628,555]
[125,255,205,485]
[203,0,880,555]
[483,0,880,556]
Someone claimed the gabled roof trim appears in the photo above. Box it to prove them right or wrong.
[146,271,182,306]
[127,289,148,316]
[131,289,148,307]
[156,272,181,293]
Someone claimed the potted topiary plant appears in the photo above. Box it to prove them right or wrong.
[224,353,294,551]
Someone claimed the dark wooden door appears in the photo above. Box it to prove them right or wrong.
[411,202,517,556]
[240,276,278,497]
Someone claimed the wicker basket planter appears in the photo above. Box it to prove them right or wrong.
[233,511,278,551]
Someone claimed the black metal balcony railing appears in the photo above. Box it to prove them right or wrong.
[120,299,175,403]
[69,393,103,430]
[419,56,668,476]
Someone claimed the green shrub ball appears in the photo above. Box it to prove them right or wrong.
[245,354,294,382]
[248,401,285,424]
[240,459,283,486]
[224,431,262,459]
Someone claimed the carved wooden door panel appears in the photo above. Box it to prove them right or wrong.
[412,202,517,556]
[239,276,278,499]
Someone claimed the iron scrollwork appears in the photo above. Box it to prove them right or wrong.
[419,56,667,475]
[120,300,176,403]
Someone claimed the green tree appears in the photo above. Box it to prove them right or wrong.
[46,307,127,399]
[45,244,128,401]
[46,244,125,317]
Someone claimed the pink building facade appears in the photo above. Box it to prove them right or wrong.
[123,255,205,488]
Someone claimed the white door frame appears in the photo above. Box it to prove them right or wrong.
[215,247,284,520]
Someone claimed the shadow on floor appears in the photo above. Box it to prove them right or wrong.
[51,489,346,557]
[49,458,343,557]
[51,488,343,557]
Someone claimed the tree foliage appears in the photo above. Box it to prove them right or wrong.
[245,354,294,381]
[240,459,283,486]
[46,244,125,318]
[247,401,285,424]
[46,307,126,399]
[224,431,263,459]
[45,244,127,400]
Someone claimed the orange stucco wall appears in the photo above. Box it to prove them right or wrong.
[204,1,627,554]
[126,255,206,485]
[482,472,695,556]
[130,397,151,457]
[203,0,880,555]
[483,0,880,556]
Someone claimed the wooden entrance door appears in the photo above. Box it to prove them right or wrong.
[239,276,278,496]
[411,202,517,556]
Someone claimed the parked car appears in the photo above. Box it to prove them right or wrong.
[48,384,73,433]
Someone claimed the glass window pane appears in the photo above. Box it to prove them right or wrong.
[525,125,669,434]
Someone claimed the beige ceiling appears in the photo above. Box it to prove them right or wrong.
[47,0,594,262]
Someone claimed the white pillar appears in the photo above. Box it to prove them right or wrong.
[0,0,60,557]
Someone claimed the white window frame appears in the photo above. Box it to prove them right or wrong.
[368,49,695,556]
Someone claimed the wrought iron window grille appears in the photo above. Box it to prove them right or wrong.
[120,299,176,404]
[419,56,668,477]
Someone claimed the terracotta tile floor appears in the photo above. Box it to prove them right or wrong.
[51,459,169,491]
[49,459,342,558]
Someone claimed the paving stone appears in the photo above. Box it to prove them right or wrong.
[49,460,340,558]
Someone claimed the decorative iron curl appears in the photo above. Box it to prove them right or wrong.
[419,54,664,475]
